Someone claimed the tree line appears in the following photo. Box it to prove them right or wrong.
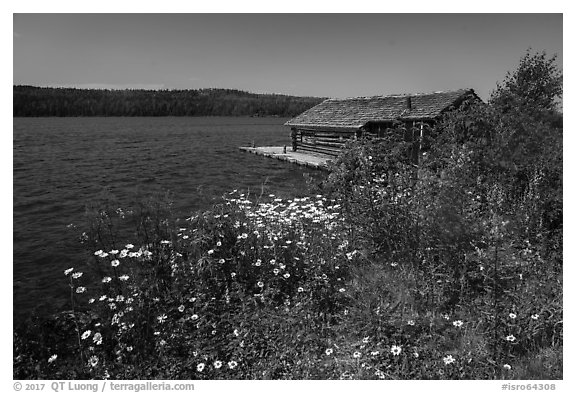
[13,85,325,117]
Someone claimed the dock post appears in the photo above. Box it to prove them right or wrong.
[283,145,287,154]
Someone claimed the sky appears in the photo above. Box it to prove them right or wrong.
[12,13,563,101]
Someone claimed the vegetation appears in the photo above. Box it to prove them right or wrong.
[13,86,324,117]
[14,51,562,380]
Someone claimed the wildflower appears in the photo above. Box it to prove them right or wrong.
[325,348,334,356]
[115,295,124,302]
[109,303,117,310]
[126,346,133,352]
[197,363,205,372]
[119,275,129,281]
[218,258,225,264]
[228,360,238,369]
[370,351,379,356]
[505,335,516,342]
[255,259,262,267]
[157,314,167,324]
[71,272,83,279]
[94,250,103,256]
[64,268,74,276]
[339,288,346,293]
[413,352,419,358]
[353,351,361,358]
[88,355,99,367]
[211,330,217,335]
[216,241,222,247]
[48,354,57,363]
[99,295,107,301]
[191,314,199,321]
[111,260,120,267]
[76,287,86,294]
[391,345,402,356]
[207,249,214,255]
[159,340,167,346]
[119,249,128,258]
[231,272,236,278]
[407,320,415,326]
[88,298,95,304]
[93,333,102,345]
[453,320,464,328]
[178,305,185,312]
[509,313,517,319]
[390,262,398,267]
[102,277,112,283]
[503,364,512,370]
[443,355,455,365]
[99,252,109,258]
[269,259,276,265]
[362,337,370,343]
[283,273,290,279]
[214,360,222,369]
[81,330,92,340]
[298,287,304,293]
[273,269,280,275]
[531,314,539,320]
[125,244,134,249]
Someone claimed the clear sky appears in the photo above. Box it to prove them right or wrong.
[13,13,563,102]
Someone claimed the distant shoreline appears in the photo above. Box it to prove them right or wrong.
[13,85,324,118]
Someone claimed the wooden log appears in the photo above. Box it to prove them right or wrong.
[298,131,355,138]
[297,143,342,156]
[306,140,348,148]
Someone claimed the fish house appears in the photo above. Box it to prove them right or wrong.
[285,89,480,157]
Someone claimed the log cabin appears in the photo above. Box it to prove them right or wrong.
[285,89,481,160]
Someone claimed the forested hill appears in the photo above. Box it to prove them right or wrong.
[13,85,325,117]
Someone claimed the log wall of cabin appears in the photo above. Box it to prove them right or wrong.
[290,120,434,159]
[291,127,355,156]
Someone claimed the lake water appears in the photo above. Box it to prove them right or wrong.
[13,117,322,320]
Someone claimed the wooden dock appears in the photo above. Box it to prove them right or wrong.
[239,146,332,170]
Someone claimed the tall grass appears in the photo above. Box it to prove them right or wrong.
[13,184,561,379]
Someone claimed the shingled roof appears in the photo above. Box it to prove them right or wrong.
[285,89,479,130]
